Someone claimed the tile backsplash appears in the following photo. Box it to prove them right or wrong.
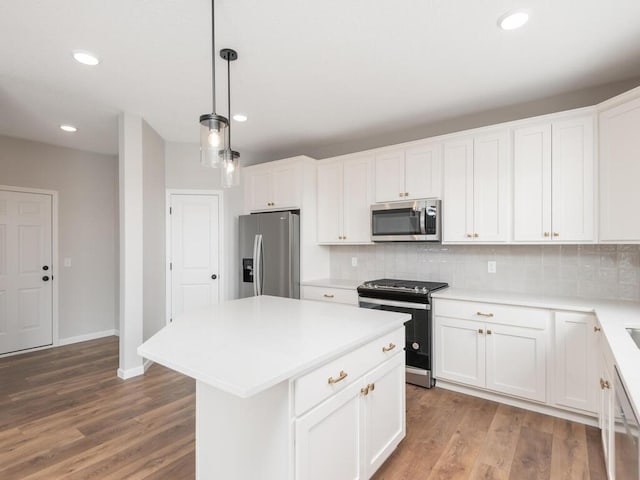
[329,244,640,301]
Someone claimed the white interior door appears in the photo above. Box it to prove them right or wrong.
[0,190,53,354]
[170,194,220,321]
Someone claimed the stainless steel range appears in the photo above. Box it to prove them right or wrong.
[357,279,448,388]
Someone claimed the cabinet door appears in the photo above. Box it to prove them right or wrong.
[374,150,405,203]
[404,143,442,200]
[600,96,640,242]
[295,381,365,480]
[485,323,546,402]
[472,131,509,242]
[363,353,405,477]
[554,312,598,413]
[317,161,344,243]
[343,155,374,243]
[513,124,552,242]
[443,138,474,242]
[245,167,272,211]
[599,354,614,476]
[551,115,594,242]
[272,163,301,209]
[434,316,485,387]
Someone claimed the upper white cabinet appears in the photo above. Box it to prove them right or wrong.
[442,130,510,243]
[374,142,442,203]
[317,154,374,244]
[244,159,303,212]
[513,114,595,242]
[599,94,640,242]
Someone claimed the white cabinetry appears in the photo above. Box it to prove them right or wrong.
[442,130,509,243]
[434,299,548,403]
[317,154,373,244]
[301,285,358,306]
[599,94,640,242]
[374,143,442,203]
[513,115,595,242]
[554,311,598,413]
[599,334,615,478]
[244,159,303,212]
[295,331,405,480]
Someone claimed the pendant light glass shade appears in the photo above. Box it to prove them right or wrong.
[200,114,229,167]
[221,149,240,188]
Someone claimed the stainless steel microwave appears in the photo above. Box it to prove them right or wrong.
[371,199,441,242]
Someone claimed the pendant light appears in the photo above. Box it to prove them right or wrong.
[199,0,228,168]
[220,48,240,188]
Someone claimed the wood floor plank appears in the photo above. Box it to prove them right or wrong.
[0,337,605,480]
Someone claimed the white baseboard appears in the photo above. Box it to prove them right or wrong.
[436,379,599,427]
[143,359,154,372]
[58,329,119,346]
[117,364,145,380]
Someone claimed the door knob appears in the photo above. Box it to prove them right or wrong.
[211,274,218,280]
[42,276,50,282]
[42,265,49,271]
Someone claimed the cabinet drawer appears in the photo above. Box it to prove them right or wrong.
[301,286,358,306]
[294,327,404,416]
[433,299,550,330]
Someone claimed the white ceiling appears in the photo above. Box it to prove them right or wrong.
[1,0,640,159]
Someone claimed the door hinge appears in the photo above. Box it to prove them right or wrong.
[169,262,172,270]
[169,206,172,214]
[170,318,173,323]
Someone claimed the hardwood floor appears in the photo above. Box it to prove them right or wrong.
[1,337,606,479]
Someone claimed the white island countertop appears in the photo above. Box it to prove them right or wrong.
[431,288,640,420]
[138,295,408,398]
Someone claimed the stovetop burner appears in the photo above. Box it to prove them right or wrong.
[358,278,449,296]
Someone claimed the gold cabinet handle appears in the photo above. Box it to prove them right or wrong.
[465,233,473,238]
[594,326,601,332]
[368,383,375,392]
[476,311,494,317]
[478,328,484,334]
[600,378,605,389]
[328,370,348,384]
[323,294,335,298]
[382,342,396,353]
[398,192,404,197]
[487,329,492,335]
[361,386,369,395]
[543,232,550,237]
[553,232,559,237]
[473,233,479,238]
[603,380,610,389]
[405,192,409,197]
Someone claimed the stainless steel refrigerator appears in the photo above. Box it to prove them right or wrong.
[239,211,300,299]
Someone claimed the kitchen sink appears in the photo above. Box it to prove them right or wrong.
[627,328,640,349]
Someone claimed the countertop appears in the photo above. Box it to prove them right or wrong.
[300,278,362,290]
[137,295,408,398]
[431,288,640,420]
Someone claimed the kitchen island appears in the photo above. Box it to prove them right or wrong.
[138,295,408,480]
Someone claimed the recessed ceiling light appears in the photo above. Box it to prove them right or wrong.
[233,114,247,122]
[60,124,77,133]
[72,50,100,66]
[498,11,529,30]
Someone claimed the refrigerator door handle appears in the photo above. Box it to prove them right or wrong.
[254,234,264,296]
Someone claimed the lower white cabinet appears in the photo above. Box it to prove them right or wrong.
[295,350,405,480]
[599,336,616,479]
[434,299,548,403]
[301,285,359,306]
[554,311,598,413]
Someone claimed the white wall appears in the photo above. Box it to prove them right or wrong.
[165,142,245,300]
[142,121,166,341]
[0,135,118,339]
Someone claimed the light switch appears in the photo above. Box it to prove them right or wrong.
[64,257,72,268]
[487,261,496,273]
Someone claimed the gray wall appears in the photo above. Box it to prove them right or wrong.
[165,141,245,301]
[0,135,119,339]
[330,244,640,301]
[142,121,166,341]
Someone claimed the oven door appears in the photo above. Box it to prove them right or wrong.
[614,367,639,480]
[358,297,434,387]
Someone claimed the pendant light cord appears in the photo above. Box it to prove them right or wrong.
[227,56,231,145]
[211,0,216,113]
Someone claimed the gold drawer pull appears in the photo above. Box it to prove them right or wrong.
[368,383,375,392]
[473,233,479,238]
[323,294,335,298]
[478,328,484,334]
[543,232,550,237]
[328,370,348,384]
[594,326,601,332]
[553,232,560,237]
[600,378,605,389]
[476,311,494,317]
[603,380,610,389]
[382,342,396,353]
[465,233,473,238]
[487,329,492,335]
[398,192,404,197]
[361,386,369,395]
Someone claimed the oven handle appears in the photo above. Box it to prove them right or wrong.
[359,297,430,310]
[419,208,427,235]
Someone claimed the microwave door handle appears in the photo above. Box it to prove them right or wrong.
[419,208,427,235]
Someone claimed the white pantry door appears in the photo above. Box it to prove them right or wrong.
[0,190,53,354]
[169,194,221,321]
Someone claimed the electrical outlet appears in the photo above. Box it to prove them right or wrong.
[487,261,496,273]
[351,257,358,267]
